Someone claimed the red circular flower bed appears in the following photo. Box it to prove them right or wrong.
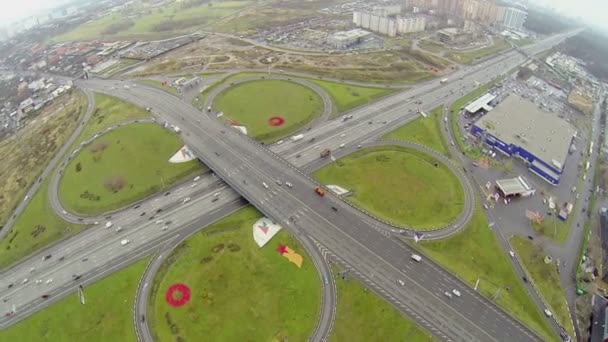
[268,116,285,127]
[165,283,191,307]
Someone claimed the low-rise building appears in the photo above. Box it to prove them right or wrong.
[437,27,471,44]
[326,29,371,49]
[471,94,576,185]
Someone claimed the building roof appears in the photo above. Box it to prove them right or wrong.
[495,176,533,196]
[329,29,370,40]
[465,93,496,113]
[476,94,576,170]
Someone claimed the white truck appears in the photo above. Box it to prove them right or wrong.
[440,78,448,84]
[172,126,181,134]
[291,134,304,142]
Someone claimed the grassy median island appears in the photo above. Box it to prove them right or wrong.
[330,267,435,342]
[511,236,574,336]
[149,206,320,341]
[306,78,395,115]
[0,257,149,341]
[59,123,203,215]
[416,206,557,342]
[313,146,464,230]
[213,79,323,143]
[383,106,450,157]
[445,38,511,64]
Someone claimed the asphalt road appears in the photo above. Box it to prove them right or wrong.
[2,28,580,340]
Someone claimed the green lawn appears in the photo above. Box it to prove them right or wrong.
[313,146,464,230]
[383,106,450,157]
[59,123,203,215]
[191,72,269,109]
[214,79,323,143]
[511,236,574,336]
[306,78,395,116]
[0,178,83,268]
[149,206,320,342]
[54,1,251,41]
[138,79,180,95]
[446,38,511,64]
[417,206,557,342]
[418,40,445,53]
[0,258,148,341]
[511,38,535,47]
[330,267,435,342]
[531,217,569,243]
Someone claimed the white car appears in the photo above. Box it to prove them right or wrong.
[161,225,169,231]
[285,182,293,188]
[340,134,346,138]
[115,226,123,233]
[213,192,221,197]
[191,183,197,188]
[339,143,345,148]
[277,140,284,145]
[194,176,200,182]
[262,182,269,189]
[35,279,42,284]
[509,250,515,257]
[444,291,452,299]
[21,278,28,284]
[105,221,113,229]
[452,289,461,297]
[29,267,35,273]
[397,279,405,286]
[313,146,320,149]
[544,309,552,317]
[155,219,164,225]
[411,254,422,262]
[182,197,191,204]
[121,239,130,246]
[45,279,53,285]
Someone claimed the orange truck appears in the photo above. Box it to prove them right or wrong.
[314,186,325,197]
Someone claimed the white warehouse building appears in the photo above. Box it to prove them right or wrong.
[326,29,371,49]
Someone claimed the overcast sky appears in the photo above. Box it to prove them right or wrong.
[0,0,606,30]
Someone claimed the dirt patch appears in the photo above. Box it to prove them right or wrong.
[103,176,127,193]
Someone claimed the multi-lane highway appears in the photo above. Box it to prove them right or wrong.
[0,29,579,341]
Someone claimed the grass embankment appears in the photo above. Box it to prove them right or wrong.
[191,72,262,108]
[383,106,450,157]
[138,79,180,95]
[0,257,149,341]
[446,38,511,64]
[0,94,161,268]
[418,40,445,53]
[214,79,323,143]
[306,78,395,117]
[313,146,464,230]
[330,267,436,342]
[54,1,251,41]
[0,91,85,228]
[511,236,574,336]
[417,206,557,342]
[59,123,203,215]
[149,206,320,341]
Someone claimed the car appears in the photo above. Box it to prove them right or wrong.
[522,276,528,283]
[262,182,269,189]
[156,208,162,213]
[161,225,169,231]
[140,212,146,217]
[61,210,67,215]
[42,254,52,261]
[115,226,123,233]
[155,219,164,225]
[59,256,65,261]
[133,204,141,209]
[444,291,452,299]
[164,191,170,196]
[2,298,8,303]
[105,221,113,229]
[340,134,346,138]
[213,192,221,197]
[357,145,362,149]
[331,206,338,212]
[35,279,42,284]
[120,239,130,246]
[339,143,345,148]
[323,276,329,285]
[509,250,515,257]
[411,254,422,262]
[277,140,284,145]
[544,309,552,317]
[275,180,282,186]
[285,182,293,188]
[72,274,81,281]
[211,198,219,203]
[41,294,49,299]
[397,279,405,286]
[191,183,197,188]
[452,289,461,297]
[29,267,35,273]
[182,197,191,204]
[45,279,53,285]
[313,146,320,149]
[7,283,13,289]
[194,176,200,182]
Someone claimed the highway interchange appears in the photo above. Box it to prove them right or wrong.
[0,29,581,341]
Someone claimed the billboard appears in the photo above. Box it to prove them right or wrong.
[169,145,196,163]
[253,217,282,248]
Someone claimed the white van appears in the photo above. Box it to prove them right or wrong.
[411,254,422,262]
[120,239,130,246]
